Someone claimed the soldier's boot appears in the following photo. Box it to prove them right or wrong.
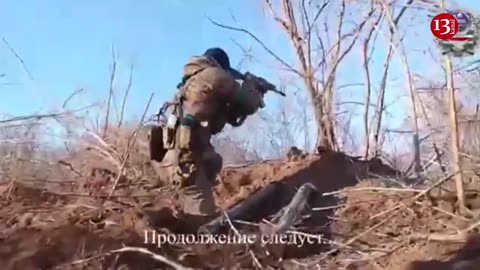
[181,165,218,216]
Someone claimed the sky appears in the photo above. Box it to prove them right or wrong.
[0,0,292,117]
[0,0,479,153]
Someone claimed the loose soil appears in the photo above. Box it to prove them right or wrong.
[1,150,479,269]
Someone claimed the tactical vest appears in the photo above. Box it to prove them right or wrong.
[161,56,222,151]
[177,56,222,98]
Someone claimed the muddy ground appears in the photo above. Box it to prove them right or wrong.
[1,150,480,269]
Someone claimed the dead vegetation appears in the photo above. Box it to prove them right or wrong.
[0,144,479,270]
[1,125,480,270]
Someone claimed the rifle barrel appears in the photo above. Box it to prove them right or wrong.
[241,72,286,96]
[271,89,286,96]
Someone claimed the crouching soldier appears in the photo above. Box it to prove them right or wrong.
[149,47,277,217]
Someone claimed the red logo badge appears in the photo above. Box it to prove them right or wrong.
[431,13,459,40]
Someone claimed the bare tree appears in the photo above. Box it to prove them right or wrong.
[361,13,381,158]
[445,46,465,213]
[262,0,378,150]
[379,0,423,177]
[210,0,379,151]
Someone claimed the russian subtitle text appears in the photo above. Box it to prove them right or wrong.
[144,230,327,247]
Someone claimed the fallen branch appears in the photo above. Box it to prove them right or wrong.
[54,252,109,269]
[198,182,281,234]
[413,201,470,222]
[369,172,458,220]
[411,219,480,243]
[265,183,317,235]
[48,191,156,198]
[0,112,66,125]
[322,186,422,196]
[111,246,194,270]
[317,213,395,262]
[222,212,264,269]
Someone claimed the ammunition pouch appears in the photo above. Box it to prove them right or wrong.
[177,125,192,149]
[163,126,176,150]
[176,114,199,150]
[162,113,178,150]
[149,126,168,162]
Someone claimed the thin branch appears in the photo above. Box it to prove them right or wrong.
[379,0,421,176]
[371,0,411,157]
[104,45,118,137]
[207,17,302,76]
[0,113,63,125]
[1,37,34,80]
[0,106,91,125]
[118,64,134,128]
[62,88,85,109]
[107,92,154,198]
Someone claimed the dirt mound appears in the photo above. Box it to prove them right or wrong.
[1,150,478,269]
[407,234,480,270]
[319,179,480,269]
[215,151,398,209]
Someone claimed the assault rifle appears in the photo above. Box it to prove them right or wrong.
[241,72,286,97]
[227,72,285,127]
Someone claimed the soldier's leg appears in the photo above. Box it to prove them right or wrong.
[181,160,217,216]
[179,138,222,216]
[149,146,210,215]
[151,149,184,187]
[173,126,217,216]
[176,78,223,216]
[202,144,223,184]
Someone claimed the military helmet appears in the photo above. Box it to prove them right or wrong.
[203,47,243,79]
[203,48,230,69]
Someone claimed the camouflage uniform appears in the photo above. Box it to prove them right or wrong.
[152,48,264,216]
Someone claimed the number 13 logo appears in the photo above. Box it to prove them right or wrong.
[431,13,458,40]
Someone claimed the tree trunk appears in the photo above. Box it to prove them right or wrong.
[311,93,333,150]
[440,0,465,214]
[446,58,465,214]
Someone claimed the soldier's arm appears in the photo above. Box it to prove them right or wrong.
[203,67,264,117]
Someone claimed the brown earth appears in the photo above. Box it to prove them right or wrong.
[0,150,479,269]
